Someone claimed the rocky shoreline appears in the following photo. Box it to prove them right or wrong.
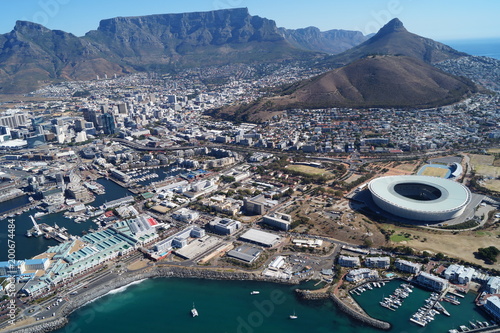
[3,266,299,333]
[4,266,390,333]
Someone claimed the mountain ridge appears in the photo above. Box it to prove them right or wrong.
[0,8,350,93]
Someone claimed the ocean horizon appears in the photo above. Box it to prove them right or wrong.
[442,37,500,60]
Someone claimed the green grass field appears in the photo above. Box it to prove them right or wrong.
[390,234,411,242]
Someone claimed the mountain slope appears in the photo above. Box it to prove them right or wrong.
[278,27,367,54]
[0,8,319,93]
[324,18,467,67]
[210,55,478,122]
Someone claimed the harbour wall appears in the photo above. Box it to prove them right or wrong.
[294,288,391,330]
[330,292,391,330]
[4,266,299,333]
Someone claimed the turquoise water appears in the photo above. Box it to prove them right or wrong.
[55,278,375,333]
[352,280,490,333]
[52,279,492,333]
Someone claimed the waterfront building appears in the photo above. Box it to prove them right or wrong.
[0,261,25,276]
[24,258,50,271]
[415,272,449,292]
[486,276,500,294]
[268,256,285,270]
[338,255,361,268]
[127,215,161,236]
[262,212,292,231]
[395,259,422,274]
[227,245,262,264]
[483,295,500,323]
[442,264,475,284]
[346,268,379,282]
[153,225,205,253]
[109,168,131,183]
[365,256,390,269]
[101,195,134,210]
[20,279,49,297]
[239,228,281,248]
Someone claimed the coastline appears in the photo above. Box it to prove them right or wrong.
[1,265,391,333]
[2,266,300,333]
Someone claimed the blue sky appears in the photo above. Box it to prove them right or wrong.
[1,0,499,41]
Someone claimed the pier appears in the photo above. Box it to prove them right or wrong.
[0,201,38,220]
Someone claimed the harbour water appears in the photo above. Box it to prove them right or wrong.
[0,171,495,332]
[51,278,492,333]
[0,177,132,261]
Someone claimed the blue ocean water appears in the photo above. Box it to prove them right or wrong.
[442,38,500,60]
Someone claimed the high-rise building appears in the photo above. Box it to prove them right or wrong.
[100,113,117,135]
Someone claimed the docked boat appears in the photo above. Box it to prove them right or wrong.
[250,291,260,295]
[191,303,198,317]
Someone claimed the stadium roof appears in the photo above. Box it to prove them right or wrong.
[369,175,470,214]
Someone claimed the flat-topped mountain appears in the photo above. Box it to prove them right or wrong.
[0,8,320,93]
[278,26,367,54]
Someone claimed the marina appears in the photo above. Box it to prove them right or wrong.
[351,279,494,333]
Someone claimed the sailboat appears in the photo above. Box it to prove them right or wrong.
[289,310,298,319]
[191,303,198,317]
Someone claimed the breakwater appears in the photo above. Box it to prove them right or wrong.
[294,288,391,331]
[330,293,391,331]
[2,317,67,333]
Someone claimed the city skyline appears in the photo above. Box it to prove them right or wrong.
[1,0,499,42]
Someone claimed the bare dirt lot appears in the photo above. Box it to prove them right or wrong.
[288,196,386,247]
[286,164,334,177]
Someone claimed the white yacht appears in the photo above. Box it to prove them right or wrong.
[191,303,198,317]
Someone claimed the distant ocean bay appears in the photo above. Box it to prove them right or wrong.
[443,37,500,60]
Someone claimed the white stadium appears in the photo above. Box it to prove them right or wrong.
[368,175,471,222]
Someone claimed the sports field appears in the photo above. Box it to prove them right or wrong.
[417,164,450,178]
[420,166,450,178]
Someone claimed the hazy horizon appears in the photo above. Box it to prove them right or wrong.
[1,1,499,41]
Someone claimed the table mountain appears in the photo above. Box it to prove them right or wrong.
[0,8,318,93]
[278,27,367,54]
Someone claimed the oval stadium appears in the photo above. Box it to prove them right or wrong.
[368,175,471,222]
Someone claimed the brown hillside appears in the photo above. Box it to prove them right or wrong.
[210,55,477,122]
